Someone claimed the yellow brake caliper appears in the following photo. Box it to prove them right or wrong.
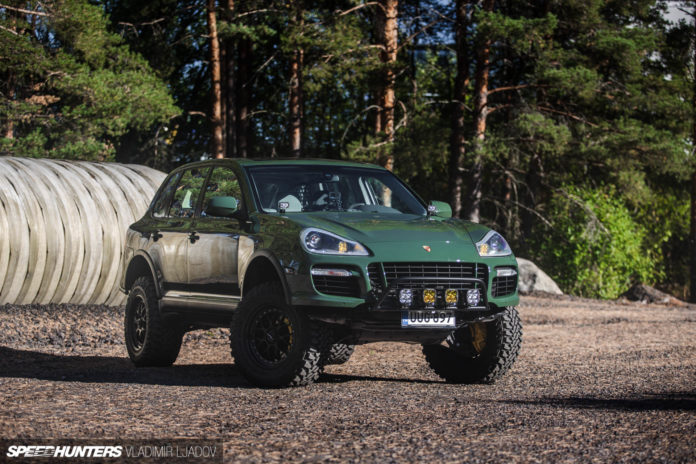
[284,317,293,349]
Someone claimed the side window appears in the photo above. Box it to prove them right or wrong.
[169,167,209,218]
[202,167,243,218]
[152,172,182,218]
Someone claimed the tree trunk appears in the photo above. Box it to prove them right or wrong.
[221,43,227,151]
[373,90,382,134]
[374,0,398,208]
[207,0,224,159]
[4,13,17,140]
[690,3,696,303]
[289,6,304,159]
[5,72,14,139]
[236,38,251,158]
[289,48,304,157]
[691,171,696,302]
[377,0,398,142]
[463,0,494,223]
[375,0,398,166]
[449,0,470,218]
[223,0,237,157]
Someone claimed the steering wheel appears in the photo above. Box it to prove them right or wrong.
[347,203,366,211]
[303,191,330,211]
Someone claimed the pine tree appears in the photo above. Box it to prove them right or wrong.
[0,0,179,160]
[207,0,225,159]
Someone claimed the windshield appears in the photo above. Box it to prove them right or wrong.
[246,165,427,215]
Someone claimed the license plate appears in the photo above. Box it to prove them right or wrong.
[401,310,455,328]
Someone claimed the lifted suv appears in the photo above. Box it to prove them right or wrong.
[121,159,521,387]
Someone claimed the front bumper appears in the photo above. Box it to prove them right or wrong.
[287,258,519,309]
[304,304,508,344]
[282,256,519,344]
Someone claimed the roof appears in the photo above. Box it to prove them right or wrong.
[172,158,386,171]
[238,158,382,169]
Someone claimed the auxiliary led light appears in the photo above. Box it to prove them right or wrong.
[466,288,481,306]
[445,289,458,307]
[399,289,413,306]
[423,289,436,306]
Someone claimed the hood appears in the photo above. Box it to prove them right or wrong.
[284,212,491,245]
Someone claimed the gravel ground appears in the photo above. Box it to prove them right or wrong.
[0,295,694,463]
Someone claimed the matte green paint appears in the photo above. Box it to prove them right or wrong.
[430,201,452,218]
[123,158,519,310]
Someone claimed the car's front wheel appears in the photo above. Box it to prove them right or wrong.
[124,276,183,367]
[422,306,522,384]
[230,282,329,387]
[324,342,355,365]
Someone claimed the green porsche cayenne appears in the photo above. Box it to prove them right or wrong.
[120,159,521,387]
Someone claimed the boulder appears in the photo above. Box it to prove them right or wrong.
[621,284,685,306]
[516,258,563,295]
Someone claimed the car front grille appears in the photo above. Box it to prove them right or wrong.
[368,262,489,309]
[381,262,488,290]
[312,275,361,298]
[492,275,517,297]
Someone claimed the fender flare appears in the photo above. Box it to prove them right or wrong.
[124,251,163,299]
[240,250,292,305]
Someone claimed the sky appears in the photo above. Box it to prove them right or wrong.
[665,1,691,24]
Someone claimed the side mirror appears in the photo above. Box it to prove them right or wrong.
[428,201,452,218]
[206,196,239,218]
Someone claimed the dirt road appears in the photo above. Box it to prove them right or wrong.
[0,295,694,463]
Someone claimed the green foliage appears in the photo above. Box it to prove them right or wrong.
[2,0,692,299]
[0,0,179,160]
[533,187,659,299]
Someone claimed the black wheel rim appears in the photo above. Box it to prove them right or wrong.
[130,296,147,351]
[446,322,488,358]
[247,306,294,366]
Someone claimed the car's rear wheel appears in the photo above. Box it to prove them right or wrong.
[230,282,329,387]
[124,276,183,366]
[422,306,522,384]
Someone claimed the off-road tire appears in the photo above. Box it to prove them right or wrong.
[230,282,330,387]
[422,306,522,384]
[324,342,355,365]
[124,276,183,367]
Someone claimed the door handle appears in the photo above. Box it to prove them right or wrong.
[189,231,200,243]
[144,230,163,241]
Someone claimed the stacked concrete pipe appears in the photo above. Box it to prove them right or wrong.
[0,157,165,306]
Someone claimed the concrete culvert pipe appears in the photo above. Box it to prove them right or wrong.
[0,157,166,306]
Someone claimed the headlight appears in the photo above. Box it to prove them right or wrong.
[300,228,369,256]
[476,230,512,257]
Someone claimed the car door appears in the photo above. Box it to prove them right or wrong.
[147,166,209,291]
[187,165,244,296]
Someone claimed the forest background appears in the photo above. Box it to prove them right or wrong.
[1,0,694,301]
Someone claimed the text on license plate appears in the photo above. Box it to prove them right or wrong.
[401,310,455,328]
